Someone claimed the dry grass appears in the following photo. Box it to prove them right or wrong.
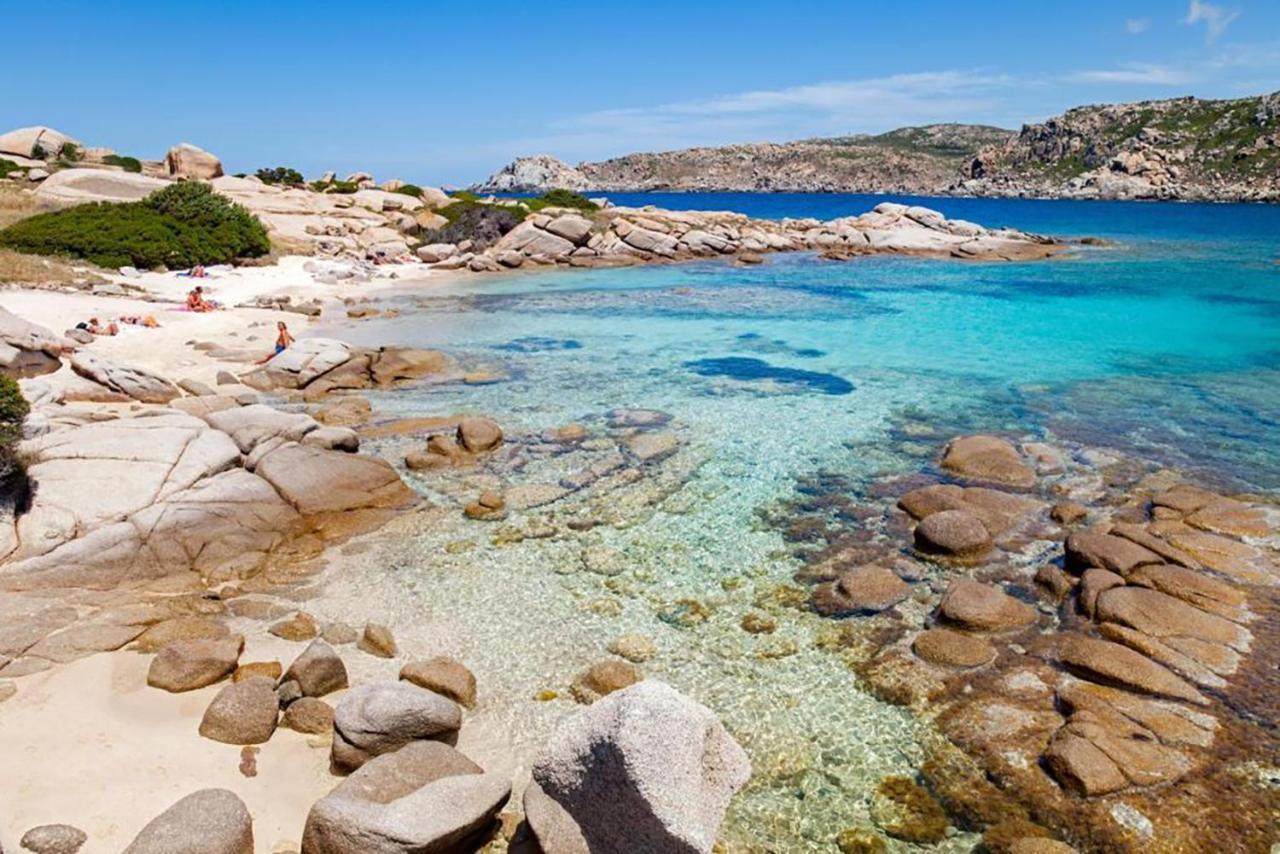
[0,179,46,229]
[0,249,107,286]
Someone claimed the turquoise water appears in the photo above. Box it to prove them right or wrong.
[327,194,1280,850]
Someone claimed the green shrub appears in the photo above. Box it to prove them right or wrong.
[59,142,81,161]
[30,143,46,160]
[0,181,270,269]
[528,189,599,213]
[0,158,20,179]
[256,166,305,186]
[0,374,29,491]
[103,154,142,173]
[394,184,424,198]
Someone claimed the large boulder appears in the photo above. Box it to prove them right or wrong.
[331,681,463,773]
[34,168,171,203]
[524,680,750,854]
[123,789,252,854]
[301,742,510,854]
[0,307,68,378]
[69,353,180,403]
[199,676,279,744]
[0,126,77,159]
[493,221,576,258]
[165,143,224,179]
[253,442,414,516]
[242,338,354,391]
[203,404,319,453]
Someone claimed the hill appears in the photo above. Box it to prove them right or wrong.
[477,92,1280,202]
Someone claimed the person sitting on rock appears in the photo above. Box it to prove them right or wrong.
[255,321,294,363]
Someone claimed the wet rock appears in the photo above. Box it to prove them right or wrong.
[1034,565,1073,601]
[269,611,318,641]
[19,824,87,854]
[321,622,359,645]
[940,435,1035,488]
[456,417,502,453]
[282,639,349,698]
[937,580,1036,632]
[1079,568,1126,617]
[314,396,372,427]
[607,634,657,663]
[1064,531,1160,576]
[147,635,244,692]
[740,612,777,634]
[811,565,911,616]
[1095,586,1250,652]
[1057,635,1206,705]
[1044,731,1128,796]
[1098,622,1232,688]
[357,622,398,658]
[606,408,671,429]
[1126,563,1248,621]
[524,680,750,854]
[581,545,626,576]
[301,741,510,854]
[1186,498,1273,539]
[1050,502,1088,525]
[1056,679,1216,748]
[1164,530,1273,584]
[400,657,478,708]
[624,431,679,463]
[571,659,640,704]
[331,681,463,773]
[1108,523,1203,570]
[283,696,334,734]
[1151,485,1219,515]
[123,788,252,854]
[464,491,506,521]
[913,510,992,560]
[199,676,279,745]
[1008,840,1077,854]
[869,775,948,844]
[835,827,888,854]
[913,628,997,668]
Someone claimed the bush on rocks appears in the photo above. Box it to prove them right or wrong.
[255,166,304,186]
[0,181,270,269]
[0,374,30,491]
[0,157,21,178]
[102,153,142,173]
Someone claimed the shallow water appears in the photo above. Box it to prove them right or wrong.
[326,194,1280,849]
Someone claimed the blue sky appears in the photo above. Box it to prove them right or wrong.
[2,0,1277,185]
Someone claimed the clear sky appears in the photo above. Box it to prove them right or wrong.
[3,0,1277,185]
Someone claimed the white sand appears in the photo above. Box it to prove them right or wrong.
[0,255,446,390]
[0,650,333,853]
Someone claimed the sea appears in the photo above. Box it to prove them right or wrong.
[327,192,1280,850]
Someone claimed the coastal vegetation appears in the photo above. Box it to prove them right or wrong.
[102,154,142,173]
[255,166,305,186]
[0,181,270,269]
[0,374,29,497]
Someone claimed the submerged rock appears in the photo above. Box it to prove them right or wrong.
[940,435,1035,488]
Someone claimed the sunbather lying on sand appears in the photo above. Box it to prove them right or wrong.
[119,314,160,328]
[76,317,119,336]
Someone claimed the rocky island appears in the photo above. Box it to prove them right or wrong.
[478,91,1280,202]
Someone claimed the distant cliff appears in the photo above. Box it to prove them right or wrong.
[477,92,1280,202]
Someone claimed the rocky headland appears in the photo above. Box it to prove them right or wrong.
[478,90,1280,202]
